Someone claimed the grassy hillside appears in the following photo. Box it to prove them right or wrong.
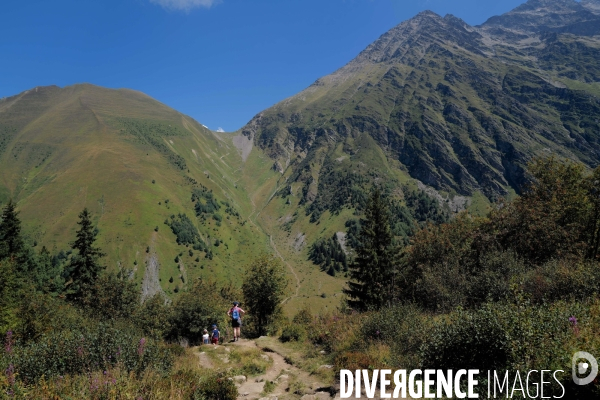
[0,84,268,299]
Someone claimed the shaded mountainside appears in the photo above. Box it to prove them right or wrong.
[242,0,600,205]
[0,84,267,297]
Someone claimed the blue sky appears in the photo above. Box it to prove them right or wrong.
[1,0,526,131]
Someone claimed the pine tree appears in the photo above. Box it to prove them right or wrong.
[0,199,25,261]
[344,187,398,311]
[65,208,105,301]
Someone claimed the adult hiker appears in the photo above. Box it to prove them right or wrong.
[227,301,245,341]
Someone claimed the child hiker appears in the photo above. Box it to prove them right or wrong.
[210,324,220,345]
[202,329,210,345]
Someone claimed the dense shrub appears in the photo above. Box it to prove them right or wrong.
[134,294,171,339]
[166,214,206,250]
[279,325,306,342]
[398,159,600,312]
[81,273,139,321]
[15,292,82,344]
[420,306,511,371]
[168,280,228,344]
[192,372,237,400]
[292,306,313,325]
[5,323,173,383]
[359,304,429,369]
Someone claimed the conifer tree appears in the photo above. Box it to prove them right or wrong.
[65,208,105,301]
[0,199,25,261]
[344,187,398,311]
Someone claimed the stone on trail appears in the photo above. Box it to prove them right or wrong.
[233,375,247,384]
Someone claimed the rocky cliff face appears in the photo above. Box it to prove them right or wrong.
[481,0,600,37]
[242,0,600,210]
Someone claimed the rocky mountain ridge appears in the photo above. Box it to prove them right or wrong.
[242,0,600,204]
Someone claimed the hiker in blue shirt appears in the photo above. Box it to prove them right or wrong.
[227,301,245,342]
[210,324,220,345]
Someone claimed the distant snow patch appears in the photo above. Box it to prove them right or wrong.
[217,127,225,132]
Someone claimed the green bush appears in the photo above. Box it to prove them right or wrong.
[292,306,313,325]
[420,305,510,372]
[192,372,237,400]
[133,294,171,339]
[6,323,173,383]
[81,273,139,321]
[279,324,306,343]
[359,304,428,368]
[168,280,228,344]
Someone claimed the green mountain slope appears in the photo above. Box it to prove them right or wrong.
[242,0,600,202]
[0,84,268,299]
[229,0,600,313]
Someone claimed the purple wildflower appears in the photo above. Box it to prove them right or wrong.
[138,338,146,356]
[5,364,15,386]
[569,316,580,337]
[4,330,13,354]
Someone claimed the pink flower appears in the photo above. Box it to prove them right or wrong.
[138,338,146,356]
[4,330,13,354]
[5,364,15,386]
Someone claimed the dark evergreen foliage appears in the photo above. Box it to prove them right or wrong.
[308,234,348,276]
[165,213,208,252]
[64,208,106,301]
[344,187,399,311]
[192,186,220,215]
[0,199,25,260]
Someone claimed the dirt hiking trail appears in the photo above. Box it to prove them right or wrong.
[193,338,337,400]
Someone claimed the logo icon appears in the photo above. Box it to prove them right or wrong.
[572,351,598,386]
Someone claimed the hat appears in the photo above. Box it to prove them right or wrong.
[212,324,217,328]
[233,301,239,306]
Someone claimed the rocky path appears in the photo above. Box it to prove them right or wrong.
[193,338,334,400]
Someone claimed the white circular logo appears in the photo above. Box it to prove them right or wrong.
[572,352,598,386]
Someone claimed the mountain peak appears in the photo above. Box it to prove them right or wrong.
[481,0,600,35]
[348,10,481,65]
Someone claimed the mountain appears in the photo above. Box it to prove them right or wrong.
[0,84,268,300]
[241,0,600,206]
[3,0,600,313]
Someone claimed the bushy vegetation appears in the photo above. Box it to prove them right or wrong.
[165,213,208,252]
[118,119,188,170]
[192,186,221,216]
[308,234,348,276]
[0,202,266,398]
[242,254,288,337]
[275,157,600,398]
[398,157,600,311]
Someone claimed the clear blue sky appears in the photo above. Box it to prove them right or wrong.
[1,0,526,131]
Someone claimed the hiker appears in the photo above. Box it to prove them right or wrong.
[202,329,210,345]
[210,324,220,345]
[228,301,245,341]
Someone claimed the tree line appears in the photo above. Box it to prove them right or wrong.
[345,157,600,312]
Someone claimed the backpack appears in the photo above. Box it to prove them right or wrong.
[232,307,240,321]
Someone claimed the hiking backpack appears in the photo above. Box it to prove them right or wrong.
[232,307,240,320]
